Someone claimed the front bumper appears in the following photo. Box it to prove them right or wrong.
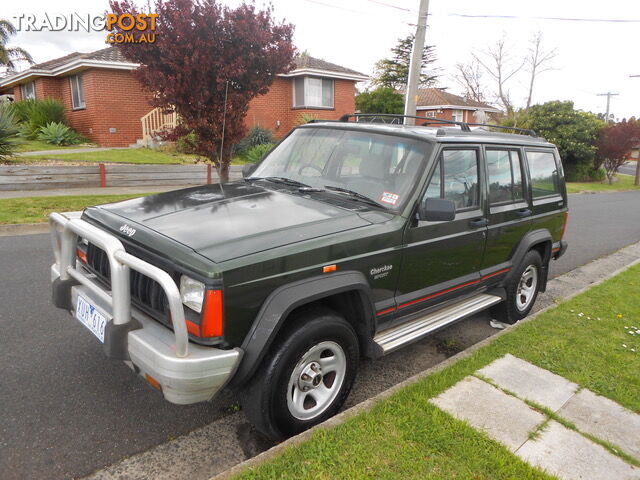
[49,212,242,405]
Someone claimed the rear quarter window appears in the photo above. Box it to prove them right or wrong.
[525,150,561,198]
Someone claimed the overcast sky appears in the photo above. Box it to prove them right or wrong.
[4,0,639,118]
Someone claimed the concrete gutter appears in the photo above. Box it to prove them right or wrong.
[212,240,640,480]
[0,222,49,237]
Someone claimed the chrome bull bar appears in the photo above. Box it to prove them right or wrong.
[49,212,189,358]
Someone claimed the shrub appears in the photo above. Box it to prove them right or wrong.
[0,105,20,160]
[243,143,274,163]
[176,131,199,154]
[294,112,319,125]
[37,122,82,146]
[234,127,273,157]
[569,163,606,182]
[10,98,67,139]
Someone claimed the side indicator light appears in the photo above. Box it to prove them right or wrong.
[145,373,162,390]
[323,264,337,273]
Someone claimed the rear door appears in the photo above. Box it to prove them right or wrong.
[480,146,533,272]
[524,148,567,242]
[395,145,487,316]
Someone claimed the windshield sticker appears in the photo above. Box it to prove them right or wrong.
[380,192,399,206]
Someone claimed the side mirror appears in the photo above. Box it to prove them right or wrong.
[418,198,456,222]
[242,163,257,178]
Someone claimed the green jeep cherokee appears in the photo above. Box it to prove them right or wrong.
[49,115,568,440]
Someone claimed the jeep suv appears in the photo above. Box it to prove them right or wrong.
[49,115,568,440]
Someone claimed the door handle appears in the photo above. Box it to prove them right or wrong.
[469,217,488,228]
[516,209,532,218]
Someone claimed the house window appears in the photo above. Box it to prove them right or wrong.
[20,81,35,100]
[293,77,334,108]
[425,111,436,118]
[452,109,464,122]
[70,74,86,109]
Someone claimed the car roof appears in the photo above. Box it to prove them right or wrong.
[298,121,556,148]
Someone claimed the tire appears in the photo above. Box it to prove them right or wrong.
[239,307,359,441]
[490,249,543,325]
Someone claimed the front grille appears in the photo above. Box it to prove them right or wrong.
[85,243,168,316]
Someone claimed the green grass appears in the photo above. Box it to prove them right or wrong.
[13,139,90,153]
[233,265,640,480]
[567,174,640,193]
[0,194,151,224]
[7,147,249,166]
[11,148,198,164]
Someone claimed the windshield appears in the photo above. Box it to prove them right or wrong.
[250,127,432,210]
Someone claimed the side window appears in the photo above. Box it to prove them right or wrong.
[486,149,525,204]
[526,150,560,197]
[424,149,479,210]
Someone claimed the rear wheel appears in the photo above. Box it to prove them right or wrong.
[491,250,542,324]
[239,307,359,440]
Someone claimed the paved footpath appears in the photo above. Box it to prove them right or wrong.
[432,354,640,480]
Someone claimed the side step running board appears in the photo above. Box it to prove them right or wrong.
[374,293,503,354]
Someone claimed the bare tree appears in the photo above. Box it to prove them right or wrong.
[473,36,525,115]
[453,58,488,104]
[525,32,557,109]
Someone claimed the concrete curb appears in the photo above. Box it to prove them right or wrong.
[212,242,640,480]
[0,222,49,237]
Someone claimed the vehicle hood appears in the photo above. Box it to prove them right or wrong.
[92,182,374,263]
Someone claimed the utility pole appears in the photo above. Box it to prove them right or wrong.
[597,91,619,123]
[403,0,430,125]
[630,75,640,185]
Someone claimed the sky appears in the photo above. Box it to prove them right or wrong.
[3,0,639,118]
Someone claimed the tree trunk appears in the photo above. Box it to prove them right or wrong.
[218,162,230,183]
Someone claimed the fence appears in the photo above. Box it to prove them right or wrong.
[0,164,243,191]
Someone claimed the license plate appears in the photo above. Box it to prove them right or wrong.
[75,295,107,343]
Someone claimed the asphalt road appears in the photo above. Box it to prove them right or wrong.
[2,190,640,480]
[619,161,638,177]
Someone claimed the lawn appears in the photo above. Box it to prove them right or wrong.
[11,148,199,165]
[0,194,150,224]
[13,139,94,153]
[7,147,250,165]
[233,264,640,480]
[567,173,640,193]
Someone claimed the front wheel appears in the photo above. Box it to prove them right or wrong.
[239,307,359,440]
[491,250,542,324]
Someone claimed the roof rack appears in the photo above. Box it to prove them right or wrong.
[334,113,538,138]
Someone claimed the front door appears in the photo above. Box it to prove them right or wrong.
[395,146,487,316]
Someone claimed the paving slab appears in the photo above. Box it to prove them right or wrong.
[430,376,545,451]
[559,389,640,461]
[477,354,579,411]
[516,420,640,480]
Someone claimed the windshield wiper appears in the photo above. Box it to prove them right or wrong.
[249,176,312,188]
[323,185,385,209]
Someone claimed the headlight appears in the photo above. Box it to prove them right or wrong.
[180,275,205,313]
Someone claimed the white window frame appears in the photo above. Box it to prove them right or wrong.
[452,109,464,122]
[20,81,36,100]
[69,74,86,110]
[292,76,334,109]
[425,111,436,118]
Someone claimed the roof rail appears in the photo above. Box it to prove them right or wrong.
[465,122,537,137]
[338,113,472,131]
[336,113,538,138]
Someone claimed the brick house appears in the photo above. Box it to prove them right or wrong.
[0,47,368,147]
[405,88,500,124]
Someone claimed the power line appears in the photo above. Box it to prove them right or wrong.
[447,13,640,23]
